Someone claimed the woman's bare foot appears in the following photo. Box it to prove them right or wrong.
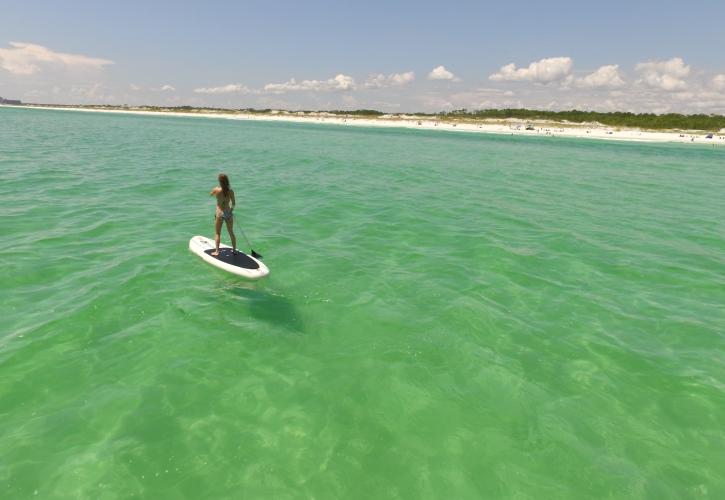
[211,250,220,256]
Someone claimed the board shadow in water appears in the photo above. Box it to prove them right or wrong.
[229,285,305,334]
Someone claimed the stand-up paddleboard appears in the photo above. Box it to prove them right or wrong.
[189,235,269,279]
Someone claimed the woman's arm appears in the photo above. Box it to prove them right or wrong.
[230,190,236,210]
[209,186,219,196]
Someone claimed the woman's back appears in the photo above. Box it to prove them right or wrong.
[214,187,234,210]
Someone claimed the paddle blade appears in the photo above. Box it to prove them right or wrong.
[251,250,263,260]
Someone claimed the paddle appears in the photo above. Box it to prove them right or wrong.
[234,217,263,260]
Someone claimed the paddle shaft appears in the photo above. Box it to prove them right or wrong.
[233,216,263,259]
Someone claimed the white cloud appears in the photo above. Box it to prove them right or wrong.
[489,57,573,83]
[160,84,175,91]
[0,41,112,75]
[391,71,415,86]
[341,94,359,107]
[264,74,356,93]
[420,95,454,110]
[443,88,522,110]
[469,87,519,97]
[575,64,625,89]
[712,74,725,91]
[129,84,142,91]
[68,83,115,102]
[365,71,415,88]
[193,83,250,94]
[428,65,457,81]
[365,74,389,89]
[635,57,690,91]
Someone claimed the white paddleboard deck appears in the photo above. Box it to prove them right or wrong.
[189,235,269,279]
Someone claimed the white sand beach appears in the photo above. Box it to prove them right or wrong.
[5,104,725,146]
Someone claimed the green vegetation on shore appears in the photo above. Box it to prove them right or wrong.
[18,103,725,131]
[439,108,725,131]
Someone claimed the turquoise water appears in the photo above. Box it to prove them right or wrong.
[1,106,724,499]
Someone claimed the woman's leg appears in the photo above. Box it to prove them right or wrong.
[225,217,237,252]
[212,216,224,255]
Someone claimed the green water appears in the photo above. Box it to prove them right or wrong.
[1,106,724,499]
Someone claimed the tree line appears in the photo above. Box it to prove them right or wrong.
[439,108,725,131]
[27,103,725,131]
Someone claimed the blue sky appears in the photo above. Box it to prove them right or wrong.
[1,0,724,112]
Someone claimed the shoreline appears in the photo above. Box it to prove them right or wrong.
[3,104,724,146]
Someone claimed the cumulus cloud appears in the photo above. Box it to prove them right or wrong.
[0,41,112,75]
[575,64,625,88]
[194,83,250,94]
[635,57,690,91]
[489,57,572,83]
[365,71,415,88]
[129,84,142,91]
[712,74,725,91]
[159,84,175,91]
[264,74,355,93]
[428,65,457,81]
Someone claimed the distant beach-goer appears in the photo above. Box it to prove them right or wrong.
[209,173,237,256]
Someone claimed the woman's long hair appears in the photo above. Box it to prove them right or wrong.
[218,173,230,196]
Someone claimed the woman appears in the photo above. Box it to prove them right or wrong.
[209,173,237,256]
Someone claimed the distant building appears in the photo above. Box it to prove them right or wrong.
[0,97,22,105]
